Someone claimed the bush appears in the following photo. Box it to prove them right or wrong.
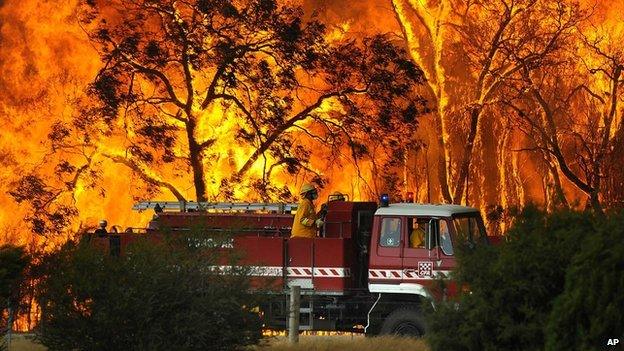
[0,244,30,350]
[545,211,624,350]
[34,232,264,351]
[0,244,29,303]
[425,207,594,351]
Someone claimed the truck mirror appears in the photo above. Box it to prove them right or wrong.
[426,218,439,250]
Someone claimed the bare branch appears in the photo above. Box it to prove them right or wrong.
[103,153,187,201]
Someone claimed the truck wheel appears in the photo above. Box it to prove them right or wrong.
[380,308,425,337]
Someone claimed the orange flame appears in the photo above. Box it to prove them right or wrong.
[2,0,624,333]
[0,0,623,242]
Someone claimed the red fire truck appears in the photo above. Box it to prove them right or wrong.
[92,196,491,336]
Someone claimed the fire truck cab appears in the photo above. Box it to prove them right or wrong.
[369,203,486,296]
[91,199,488,336]
[363,202,486,335]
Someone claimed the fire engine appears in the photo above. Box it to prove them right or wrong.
[90,195,492,336]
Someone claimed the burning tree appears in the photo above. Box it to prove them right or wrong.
[80,0,425,202]
[391,0,584,208]
[387,0,624,220]
[507,12,624,212]
[9,0,426,235]
[4,0,624,240]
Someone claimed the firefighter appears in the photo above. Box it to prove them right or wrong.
[410,220,426,248]
[291,183,323,238]
[94,219,108,237]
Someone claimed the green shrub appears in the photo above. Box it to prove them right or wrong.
[0,244,29,303]
[425,207,593,351]
[0,244,30,349]
[34,232,263,351]
[545,211,624,351]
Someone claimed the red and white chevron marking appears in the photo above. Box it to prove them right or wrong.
[369,269,451,280]
[368,269,403,279]
[313,267,350,278]
[214,266,351,278]
[287,267,351,278]
[287,267,314,277]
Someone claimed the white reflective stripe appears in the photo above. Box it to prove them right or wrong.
[368,283,432,298]
[248,266,283,277]
[368,269,451,280]
[212,266,351,278]
[212,265,282,276]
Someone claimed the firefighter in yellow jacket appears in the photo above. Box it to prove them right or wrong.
[291,183,323,238]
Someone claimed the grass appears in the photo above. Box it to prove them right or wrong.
[7,333,429,351]
[254,335,429,351]
[3,334,46,351]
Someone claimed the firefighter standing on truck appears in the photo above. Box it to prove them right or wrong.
[291,183,324,238]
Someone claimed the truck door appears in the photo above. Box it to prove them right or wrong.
[369,216,404,283]
[435,219,456,274]
[402,217,455,284]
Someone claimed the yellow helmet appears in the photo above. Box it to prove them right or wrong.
[299,183,316,195]
[330,191,343,197]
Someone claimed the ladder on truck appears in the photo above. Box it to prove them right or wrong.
[133,201,298,214]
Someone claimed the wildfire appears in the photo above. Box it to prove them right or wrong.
[0,0,623,243]
[1,0,624,335]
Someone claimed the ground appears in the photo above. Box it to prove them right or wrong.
[3,334,46,351]
[6,334,429,351]
[254,335,429,351]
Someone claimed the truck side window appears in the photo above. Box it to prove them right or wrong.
[453,215,485,244]
[380,218,401,247]
[440,220,453,255]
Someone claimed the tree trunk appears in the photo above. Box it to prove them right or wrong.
[497,124,512,213]
[453,106,481,204]
[547,157,569,209]
[391,0,452,203]
[589,191,603,214]
[433,112,453,203]
[186,120,208,202]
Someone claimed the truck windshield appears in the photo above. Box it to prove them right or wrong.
[452,215,487,245]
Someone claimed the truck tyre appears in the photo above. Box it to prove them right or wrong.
[380,308,425,337]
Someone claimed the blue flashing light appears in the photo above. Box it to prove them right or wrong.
[380,193,390,207]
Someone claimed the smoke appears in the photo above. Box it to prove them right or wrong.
[302,0,399,35]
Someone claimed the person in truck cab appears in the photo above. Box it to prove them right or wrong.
[291,183,324,238]
[410,220,426,248]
